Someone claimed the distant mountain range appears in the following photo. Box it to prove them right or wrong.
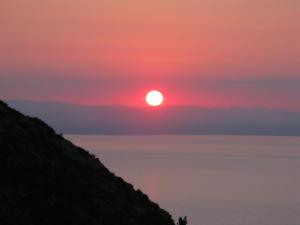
[5,99,300,136]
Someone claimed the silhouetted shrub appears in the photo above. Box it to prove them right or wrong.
[177,216,187,225]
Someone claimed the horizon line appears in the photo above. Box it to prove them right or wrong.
[4,98,300,112]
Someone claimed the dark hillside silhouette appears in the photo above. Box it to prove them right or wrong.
[0,100,175,225]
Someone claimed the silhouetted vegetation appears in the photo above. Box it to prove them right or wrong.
[177,216,188,225]
[0,100,175,225]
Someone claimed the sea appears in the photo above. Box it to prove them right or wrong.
[66,135,300,225]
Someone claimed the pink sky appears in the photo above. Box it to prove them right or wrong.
[0,0,299,109]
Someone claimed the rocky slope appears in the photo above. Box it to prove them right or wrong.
[0,100,175,225]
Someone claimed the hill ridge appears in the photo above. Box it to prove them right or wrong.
[0,100,175,225]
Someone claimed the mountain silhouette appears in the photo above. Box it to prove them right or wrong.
[0,100,174,225]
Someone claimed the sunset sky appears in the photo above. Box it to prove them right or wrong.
[1,0,299,109]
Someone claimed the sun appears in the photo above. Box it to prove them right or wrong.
[146,90,164,106]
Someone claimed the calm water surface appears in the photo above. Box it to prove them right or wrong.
[66,135,300,225]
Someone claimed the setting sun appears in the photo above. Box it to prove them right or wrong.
[145,90,164,106]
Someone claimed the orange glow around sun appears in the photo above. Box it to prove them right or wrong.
[146,90,164,106]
